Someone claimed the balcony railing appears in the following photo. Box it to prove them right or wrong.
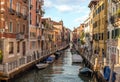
[8,8,15,15]
[16,32,25,40]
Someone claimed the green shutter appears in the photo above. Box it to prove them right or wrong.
[119,28,120,38]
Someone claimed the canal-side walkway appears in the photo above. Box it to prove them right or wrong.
[0,45,69,81]
[11,48,92,82]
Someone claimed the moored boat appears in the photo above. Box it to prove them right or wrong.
[36,63,49,69]
[46,55,55,64]
[72,54,83,63]
[79,67,93,77]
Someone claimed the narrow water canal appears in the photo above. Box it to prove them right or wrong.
[10,48,93,82]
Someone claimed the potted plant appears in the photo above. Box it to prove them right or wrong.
[0,50,3,63]
[117,9,120,18]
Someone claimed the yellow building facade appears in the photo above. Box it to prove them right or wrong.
[90,0,108,66]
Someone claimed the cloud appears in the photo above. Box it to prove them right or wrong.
[44,0,53,8]
[55,5,73,12]
[44,0,91,30]
[44,0,90,13]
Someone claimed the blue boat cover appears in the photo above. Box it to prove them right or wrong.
[103,66,111,81]
[103,66,116,82]
[46,57,53,61]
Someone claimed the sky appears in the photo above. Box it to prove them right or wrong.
[43,0,91,31]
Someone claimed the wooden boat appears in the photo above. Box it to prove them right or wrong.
[36,63,49,69]
[54,52,61,59]
[79,67,93,77]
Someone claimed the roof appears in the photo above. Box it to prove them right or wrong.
[51,20,62,25]
[88,0,99,8]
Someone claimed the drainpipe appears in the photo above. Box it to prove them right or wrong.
[28,0,30,56]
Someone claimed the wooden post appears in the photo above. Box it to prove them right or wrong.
[109,59,115,82]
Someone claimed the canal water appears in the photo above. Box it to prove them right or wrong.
[10,48,93,82]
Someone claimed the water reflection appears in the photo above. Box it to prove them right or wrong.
[11,49,92,82]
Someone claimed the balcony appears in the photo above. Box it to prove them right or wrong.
[16,12,22,18]
[23,0,28,3]
[40,9,45,17]
[36,9,43,16]
[16,32,25,41]
[110,10,120,27]
[112,0,120,3]
[8,8,15,15]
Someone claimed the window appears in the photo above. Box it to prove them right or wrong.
[9,42,14,54]
[101,33,103,40]
[31,41,36,49]
[112,30,115,39]
[9,21,13,33]
[115,28,120,38]
[22,6,27,15]
[107,31,110,39]
[23,24,26,34]
[36,15,39,24]
[10,0,13,8]
[16,3,20,12]
[17,42,20,53]
[30,13,32,24]
[102,3,104,10]
[96,10,98,15]
[99,33,101,40]
[16,23,20,33]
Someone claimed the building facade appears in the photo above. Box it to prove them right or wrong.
[107,0,120,66]
[84,17,91,49]
[0,0,28,64]
[52,20,64,48]
[88,0,108,68]
[28,0,44,56]
[41,18,54,51]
